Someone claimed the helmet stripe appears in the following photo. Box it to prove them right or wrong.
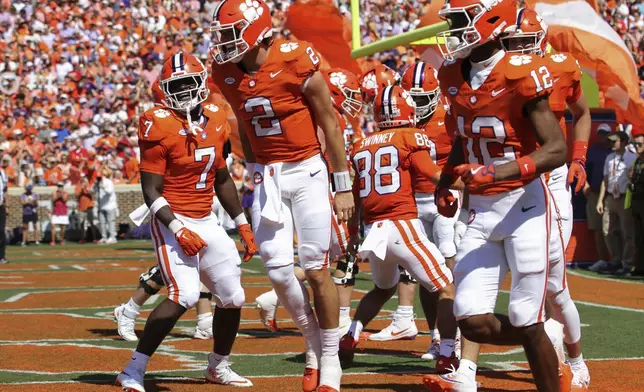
[517,7,526,25]
[413,62,423,88]
[381,86,390,118]
[386,85,395,118]
[179,52,185,71]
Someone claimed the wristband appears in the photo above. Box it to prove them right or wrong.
[333,171,352,192]
[149,197,169,216]
[571,140,588,164]
[516,156,537,180]
[168,219,184,235]
[233,213,248,226]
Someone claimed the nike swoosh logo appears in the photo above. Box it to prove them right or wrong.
[470,166,484,175]
[215,125,223,132]
[438,121,444,126]
[391,328,410,336]
[270,70,283,79]
[553,78,560,83]
[521,205,536,212]
[491,88,506,97]
[310,170,321,177]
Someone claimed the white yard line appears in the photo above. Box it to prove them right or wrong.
[3,292,29,302]
[0,276,22,279]
[567,269,644,285]
[498,290,644,313]
[48,265,60,270]
[70,264,87,270]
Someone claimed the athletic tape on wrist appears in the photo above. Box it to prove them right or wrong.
[233,213,248,226]
[149,197,169,216]
[333,171,352,192]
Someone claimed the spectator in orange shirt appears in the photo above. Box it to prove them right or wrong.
[123,149,140,184]
[94,129,117,152]
[43,157,62,186]
[76,177,97,243]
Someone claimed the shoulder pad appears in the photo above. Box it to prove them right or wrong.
[504,54,547,80]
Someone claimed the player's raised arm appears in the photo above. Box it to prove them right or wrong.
[303,71,355,222]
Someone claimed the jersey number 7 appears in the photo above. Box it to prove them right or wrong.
[195,147,216,190]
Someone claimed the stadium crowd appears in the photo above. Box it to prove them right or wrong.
[0,0,642,255]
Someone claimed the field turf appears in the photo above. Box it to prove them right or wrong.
[1,240,643,391]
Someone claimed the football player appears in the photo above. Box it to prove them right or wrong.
[254,68,364,336]
[400,62,464,361]
[210,0,354,390]
[116,53,257,392]
[340,85,460,375]
[360,63,401,104]
[501,7,591,390]
[423,0,569,391]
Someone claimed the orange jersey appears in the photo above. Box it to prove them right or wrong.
[413,103,452,194]
[211,39,323,165]
[138,104,230,219]
[350,128,440,224]
[438,53,553,195]
[545,52,583,137]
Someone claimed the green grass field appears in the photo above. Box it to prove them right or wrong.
[1,240,643,391]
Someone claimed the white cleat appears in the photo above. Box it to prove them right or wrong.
[368,313,418,341]
[255,291,280,333]
[106,237,118,244]
[193,324,213,340]
[544,319,566,362]
[571,360,591,390]
[421,338,441,361]
[116,370,145,392]
[205,363,253,387]
[114,304,139,342]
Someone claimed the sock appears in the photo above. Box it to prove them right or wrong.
[396,305,414,319]
[321,327,340,357]
[339,307,351,320]
[299,309,322,370]
[430,329,441,341]
[127,298,142,312]
[439,338,455,357]
[569,354,584,368]
[126,351,149,373]
[122,299,140,319]
[209,352,230,370]
[320,327,342,390]
[458,359,477,381]
[348,320,363,341]
[197,312,213,330]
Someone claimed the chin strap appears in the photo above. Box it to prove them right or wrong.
[186,107,204,136]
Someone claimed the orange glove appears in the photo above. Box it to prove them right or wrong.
[175,227,207,256]
[567,161,587,193]
[434,186,458,218]
[454,164,496,189]
[238,223,258,262]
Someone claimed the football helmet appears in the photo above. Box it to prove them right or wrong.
[159,52,209,112]
[322,68,363,117]
[437,0,517,61]
[501,8,549,56]
[401,62,441,121]
[210,0,273,64]
[373,85,417,130]
[360,64,401,104]
[151,77,166,106]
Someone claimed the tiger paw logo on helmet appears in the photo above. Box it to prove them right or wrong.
[280,42,299,53]
[550,53,567,63]
[239,0,264,23]
[361,73,377,90]
[329,72,348,87]
[509,55,532,66]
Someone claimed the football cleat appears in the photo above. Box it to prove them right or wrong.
[302,367,319,392]
[436,353,460,375]
[113,304,138,342]
[571,360,590,391]
[255,292,280,333]
[193,324,213,340]
[338,333,358,368]
[116,371,145,392]
[423,370,479,392]
[318,386,339,392]
[368,312,418,341]
[205,363,253,387]
[421,339,441,361]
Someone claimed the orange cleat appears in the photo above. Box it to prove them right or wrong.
[559,361,573,392]
[302,367,319,392]
[435,353,460,375]
[339,333,358,368]
[422,372,478,392]
[317,386,339,392]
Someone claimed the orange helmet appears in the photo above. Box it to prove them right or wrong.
[322,68,363,117]
[501,8,549,56]
[209,0,273,64]
[437,0,517,61]
[159,52,209,111]
[401,62,441,121]
[373,85,417,130]
[151,77,166,106]
[360,64,401,104]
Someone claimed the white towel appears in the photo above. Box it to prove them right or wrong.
[358,220,391,262]
[129,203,150,227]
[257,162,284,224]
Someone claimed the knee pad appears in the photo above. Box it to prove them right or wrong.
[398,266,418,284]
[212,275,245,309]
[171,289,200,309]
[333,254,359,285]
[508,300,541,328]
[299,242,328,270]
[438,242,457,259]
[138,266,164,295]
[267,264,296,287]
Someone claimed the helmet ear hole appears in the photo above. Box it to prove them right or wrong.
[487,16,499,23]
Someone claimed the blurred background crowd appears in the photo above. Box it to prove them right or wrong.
[0,0,642,251]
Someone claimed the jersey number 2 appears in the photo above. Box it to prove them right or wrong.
[244,97,284,137]
[194,147,216,190]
